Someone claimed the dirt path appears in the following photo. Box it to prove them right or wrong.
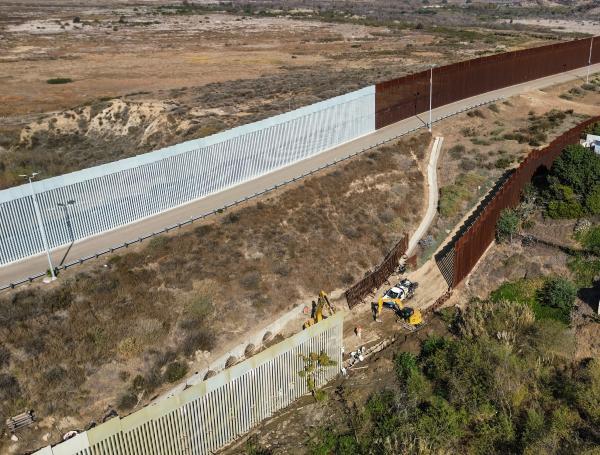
[339,135,448,356]
[407,136,443,256]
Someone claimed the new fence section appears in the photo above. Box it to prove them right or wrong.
[2,36,598,269]
[33,313,344,455]
[345,234,409,308]
[375,36,599,128]
[436,116,600,288]
[0,87,375,266]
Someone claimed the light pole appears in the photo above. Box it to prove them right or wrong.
[20,173,56,281]
[587,37,594,84]
[429,64,436,133]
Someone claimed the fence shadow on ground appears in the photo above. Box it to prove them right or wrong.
[434,169,513,287]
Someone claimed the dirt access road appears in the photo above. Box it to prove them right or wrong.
[2,62,600,288]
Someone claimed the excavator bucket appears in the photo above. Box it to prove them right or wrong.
[408,310,423,326]
[318,291,336,315]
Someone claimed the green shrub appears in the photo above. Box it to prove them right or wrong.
[164,361,188,383]
[496,209,519,243]
[467,109,485,119]
[181,330,215,356]
[502,132,528,143]
[568,255,600,287]
[471,137,491,146]
[118,391,138,411]
[395,351,418,383]
[416,396,467,447]
[490,278,571,324]
[439,173,486,218]
[575,225,600,254]
[569,87,583,97]
[0,373,21,401]
[491,279,538,307]
[551,145,600,197]
[574,359,600,427]
[488,103,500,113]
[547,184,583,219]
[240,271,261,289]
[461,127,477,137]
[538,277,577,324]
[547,200,583,219]
[495,157,512,169]
[585,185,600,214]
[584,121,600,136]
[147,236,170,253]
[0,344,11,367]
[449,144,466,159]
[46,77,73,84]
[459,158,477,171]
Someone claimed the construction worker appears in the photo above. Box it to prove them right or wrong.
[371,298,383,322]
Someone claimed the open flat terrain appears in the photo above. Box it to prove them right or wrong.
[0,1,581,188]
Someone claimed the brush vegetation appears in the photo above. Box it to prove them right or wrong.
[308,295,598,454]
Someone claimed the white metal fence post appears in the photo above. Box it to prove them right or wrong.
[21,173,55,280]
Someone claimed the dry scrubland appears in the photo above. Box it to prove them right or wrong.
[0,0,586,189]
[0,132,427,452]
[414,74,600,263]
[2,71,598,450]
[468,216,600,361]
[0,0,599,452]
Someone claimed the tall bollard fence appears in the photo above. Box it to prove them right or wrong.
[435,115,600,288]
[345,234,409,308]
[0,88,376,266]
[33,313,344,455]
[0,36,598,268]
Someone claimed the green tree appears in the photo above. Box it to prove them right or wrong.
[496,208,520,242]
[577,225,600,255]
[298,351,336,401]
[415,396,466,449]
[520,408,545,448]
[585,184,600,214]
[365,390,401,440]
[547,184,583,219]
[395,351,431,401]
[550,144,600,197]
[394,352,418,383]
[538,277,577,322]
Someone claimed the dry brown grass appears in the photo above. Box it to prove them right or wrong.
[0,132,428,450]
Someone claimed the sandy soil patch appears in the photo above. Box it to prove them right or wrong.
[507,18,600,34]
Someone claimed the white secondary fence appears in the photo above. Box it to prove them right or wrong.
[0,87,375,266]
[33,313,344,455]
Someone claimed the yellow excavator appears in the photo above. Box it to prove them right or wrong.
[303,291,336,329]
[374,296,423,329]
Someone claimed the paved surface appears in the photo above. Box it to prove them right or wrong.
[2,63,599,287]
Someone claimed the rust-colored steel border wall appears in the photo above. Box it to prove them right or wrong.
[375,36,599,129]
[345,234,409,308]
[451,116,600,287]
